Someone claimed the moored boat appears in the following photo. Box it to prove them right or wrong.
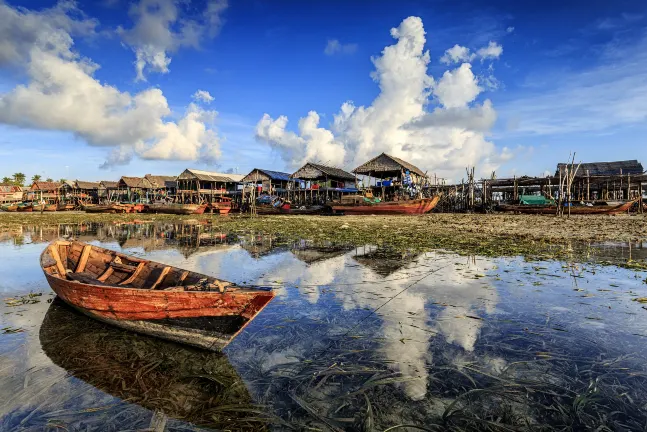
[44,204,57,212]
[16,202,33,212]
[209,197,233,215]
[146,203,208,215]
[331,195,440,215]
[84,203,128,213]
[40,240,275,351]
[497,199,638,215]
[1,203,18,212]
[57,202,75,211]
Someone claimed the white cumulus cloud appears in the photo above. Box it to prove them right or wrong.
[256,16,509,181]
[117,0,228,81]
[476,41,503,61]
[193,89,214,103]
[0,0,222,168]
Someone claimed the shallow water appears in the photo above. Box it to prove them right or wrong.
[1,223,647,431]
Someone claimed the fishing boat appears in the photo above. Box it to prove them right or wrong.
[84,203,128,213]
[146,203,208,215]
[16,202,33,212]
[44,204,57,212]
[331,195,440,215]
[57,202,75,211]
[497,198,639,215]
[40,240,274,350]
[1,203,18,212]
[209,197,233,215]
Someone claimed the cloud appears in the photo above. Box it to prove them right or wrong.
[256,17,508,180]
[117,0,228,81]
[440,41,502,65]
[440,44,472,64]
[324,39,358,56]
[506,26,514,33]
[476,41,503,61]
[497,31,647,137]
[0,1,222,168]
[193,89,214,103]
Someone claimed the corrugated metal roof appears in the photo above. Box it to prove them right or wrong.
[241,168,294,182]
[291,163,355,180]
[177,169,244,183]
[556,160,644,176]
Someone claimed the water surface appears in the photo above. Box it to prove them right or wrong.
[1,223,647,431]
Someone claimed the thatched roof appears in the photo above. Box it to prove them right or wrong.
[241,168,294,183]
[100,181,118,189]
[177,169,244,183]
[75,181,100,190]
[144,174,177,188]
[353,153,426,177]
[556,160,644,176]
[291,163,355,181]
[119,176,153,189]
[30,181,62,191]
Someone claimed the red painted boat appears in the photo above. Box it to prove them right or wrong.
[210,197,233,215]
[40,240,275,351]
[497,198,638,215]
[331,195,440,215]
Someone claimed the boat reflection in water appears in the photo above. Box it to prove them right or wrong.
[39,300,270,431]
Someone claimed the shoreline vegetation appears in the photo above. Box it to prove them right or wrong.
[1,212,646,270]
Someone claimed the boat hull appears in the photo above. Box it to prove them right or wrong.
[1,204,18,212]
[17,204,33,212]
[40,241,274,351]
[497,199,637,215]
[331,196,440,215]
[147,203,207,215]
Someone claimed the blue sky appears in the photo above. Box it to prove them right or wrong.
[0,0,646,182]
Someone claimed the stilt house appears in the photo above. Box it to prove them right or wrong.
[176,169,244,204]
[290,162,357,204]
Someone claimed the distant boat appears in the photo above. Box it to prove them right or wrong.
[209,197,233,215]
[331,195,440,215]
[16,202,33,212]
[57,203,75,211]
[84,203,128,213]
[497,199,638,215]
[146,203,208,215]
[1,203,18,212]
[40,240,275,351]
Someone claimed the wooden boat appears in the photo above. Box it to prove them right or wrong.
[84,203,129,213]
[209,197,233,215]
[331,195,440,215]
[40,240,274,351]
[16,203,33,212]
[1,203,18,212]
[146,203,208,215]
[57,203,75,211]
[39,299,257,430]
[44,204,57,212]
[497,199,638,215]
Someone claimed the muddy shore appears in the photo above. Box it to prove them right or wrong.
[1,212,646,267]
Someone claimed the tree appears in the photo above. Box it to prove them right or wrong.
[46,178,53,182]
[31,174,41,183]
[59,178,67,183]
[1,177,11,184]
[12,173,25,186]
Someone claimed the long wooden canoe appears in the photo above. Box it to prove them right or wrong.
[146,203,208,215]
[497,199,638,215]
[16,203,33,212]
[41,240,275,351]
[1,203,18,212]
[331,195,440,215]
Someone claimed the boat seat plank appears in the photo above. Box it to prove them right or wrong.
[150,266,172,290]
[110,262,138,273]
[75,245,92,273]
[119,262,146,286]
[97,267,114,282]
[48,245,66,276]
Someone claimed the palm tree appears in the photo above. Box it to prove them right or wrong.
[12,173,25,186]
[2,177,11,184]
[31,174,41,183]
[46,178,53,182]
